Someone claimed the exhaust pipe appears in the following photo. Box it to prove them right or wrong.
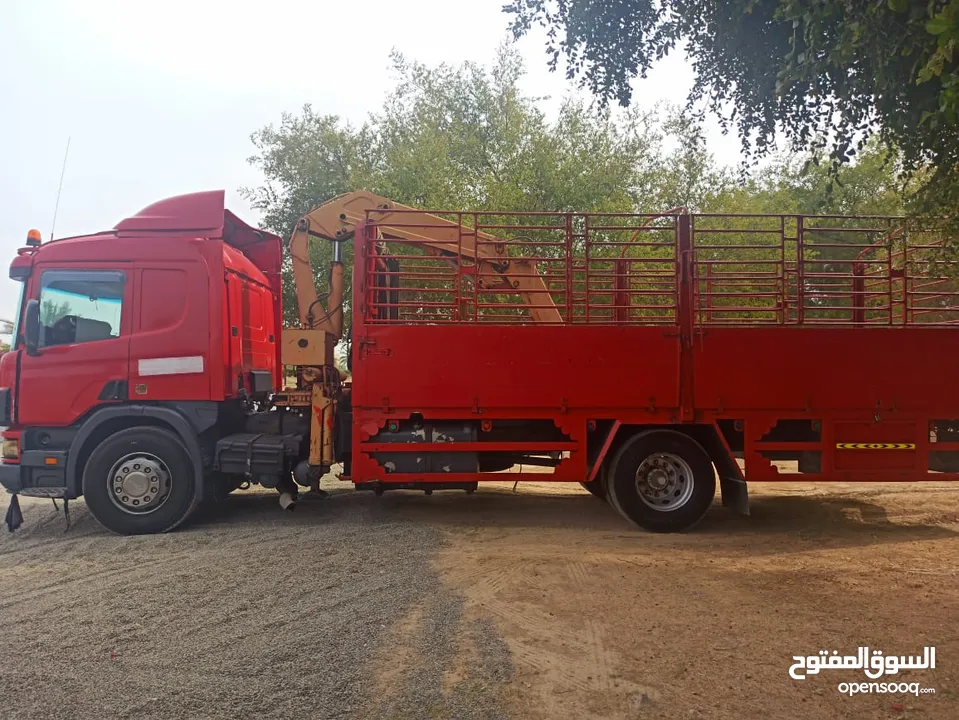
[277,473,298,511]
[279,491,296,511]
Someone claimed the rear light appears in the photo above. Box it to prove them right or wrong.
[2,437,19,460]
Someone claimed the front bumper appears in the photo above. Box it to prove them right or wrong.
[0,451,69,497]
[0,461,22,493]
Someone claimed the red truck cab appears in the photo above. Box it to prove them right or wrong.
[0,191,285,532]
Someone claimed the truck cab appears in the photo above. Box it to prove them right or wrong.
[0,191,285,533]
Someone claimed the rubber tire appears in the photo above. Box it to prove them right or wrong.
[606,429,715,533]
[580,465,609,500]
[82,426,198,535]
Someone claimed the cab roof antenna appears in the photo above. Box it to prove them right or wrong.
[50,136,71,242]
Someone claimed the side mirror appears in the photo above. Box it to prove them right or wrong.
[23,299,40,356]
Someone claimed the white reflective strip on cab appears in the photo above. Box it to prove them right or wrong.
[137,355,205,377]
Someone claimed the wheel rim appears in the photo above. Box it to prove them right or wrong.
[107,452,173,515]
[634,452,695,512]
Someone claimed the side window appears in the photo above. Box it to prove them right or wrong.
[39,270,126,348]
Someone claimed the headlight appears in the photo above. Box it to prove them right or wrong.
[2,438,19,460]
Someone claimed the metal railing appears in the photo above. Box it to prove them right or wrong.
[361,209,959,327]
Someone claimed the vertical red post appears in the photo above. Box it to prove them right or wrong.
[852,262,865,325]
[472,212,479,324]
[455,212,464,322]
[613,258,629,324]
[565,213,573,323]
[779,215,786,324]
[886,241,894,326]
[703,263,712,323]
[584,214,592,324]
[353,221,370,327]
[797,216,805,324]
[677,213,695,421]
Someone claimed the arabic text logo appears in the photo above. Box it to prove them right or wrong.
[789,647,935,681]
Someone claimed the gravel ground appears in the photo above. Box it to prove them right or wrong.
[417,480,959,719]
[0,481,513,720]
[5,476,957,719]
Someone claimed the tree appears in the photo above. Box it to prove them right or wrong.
[243,42,916,332]
[243,109,367,328]
[707,137,914,216]
[686,138,920,323]
[242,44,711,327]
[503,1,959,222]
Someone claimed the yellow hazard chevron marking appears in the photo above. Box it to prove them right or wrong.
[835,443,916,450]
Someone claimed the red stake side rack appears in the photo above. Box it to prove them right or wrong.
[347,208,959,486]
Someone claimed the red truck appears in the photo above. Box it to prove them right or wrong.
[2,190,958,535]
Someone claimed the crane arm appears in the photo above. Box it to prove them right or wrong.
[288,191,562,335]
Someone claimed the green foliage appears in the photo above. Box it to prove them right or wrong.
[243,42,917,329]
[710,137,914,216]
[503,0,959,226]
[243,44,724,327]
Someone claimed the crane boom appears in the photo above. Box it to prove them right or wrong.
[288,191,562,335]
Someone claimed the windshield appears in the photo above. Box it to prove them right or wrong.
[9,280,25,350]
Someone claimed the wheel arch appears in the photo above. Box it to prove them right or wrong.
[595,423,748,516]
[67,406,205,504]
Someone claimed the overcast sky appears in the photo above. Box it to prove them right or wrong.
[0,0,744,323]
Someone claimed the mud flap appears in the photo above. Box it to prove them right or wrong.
[719,476,749,516]
[5,494,23,532]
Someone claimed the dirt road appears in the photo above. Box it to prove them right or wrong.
[2,479,957,719]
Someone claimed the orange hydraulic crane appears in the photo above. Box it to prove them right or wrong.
[287,190,562,336]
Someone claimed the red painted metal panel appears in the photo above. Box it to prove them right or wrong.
[129,262,212,402]
[693,328,959,413]
[353,324,682,414]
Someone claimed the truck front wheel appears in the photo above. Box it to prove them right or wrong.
[82,427,198,535]
[606,430,715,533]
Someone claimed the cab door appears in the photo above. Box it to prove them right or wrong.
[17,266,132,426]
[127,263,211,402]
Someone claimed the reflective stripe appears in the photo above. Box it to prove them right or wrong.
[835,443,916,450]
[137,356,205,377]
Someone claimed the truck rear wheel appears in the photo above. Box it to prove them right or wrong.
[82,427,198,535]
[606,429,715,533]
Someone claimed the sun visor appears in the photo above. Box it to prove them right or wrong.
[114,190,227,234]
